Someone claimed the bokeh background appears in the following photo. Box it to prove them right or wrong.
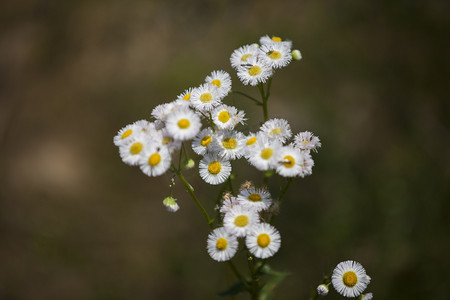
[1,0,449,299]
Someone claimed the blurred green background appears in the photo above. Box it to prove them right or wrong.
[1,0,449,299]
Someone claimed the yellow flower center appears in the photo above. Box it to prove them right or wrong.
[248,193,262,202]
[121,129,132,139]
[260,148,273,160]
[177,118,190,129]
[200,93,213,103]
[270,128,282,136]
[234,215,249,227]
[246,137,257,145]
[182,93,191,101]
[129,142,143,155]
[208,161,222,174]
[302,140,310,144]
[222,137,237,149]
[216,238,228,250]
[241,53,252,62]
[148,153,161,166]
[211,79,221,87]
[268,51,282,60]
[257,233,271,248]
[248,66,262,76]
[342,271,358,287]
[218,111,230,123]
[283,155,295,168]
[200,136,212,147]
[271,36,282,42]
[162,137,171,145]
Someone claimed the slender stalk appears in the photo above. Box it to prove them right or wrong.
[227,176,234,194]
[232,91,263,106]
[247,254,260,299]
[227,261,252,292]
[270,177,293,224]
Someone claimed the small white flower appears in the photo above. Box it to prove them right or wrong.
[190,83,223,112]
[199,154,232,185]
[211,105,246,130]
[317,284,329,296]
[151,102,174,121]
[237,187,272,212]
[259,35,292,50]
[114,122,144,147]
[205,70,232,98]
[165,109,202,141]
[275,146,305,178]
[247,135,282,171]
[223,206,259,237]
[207,227,239,262]
[258,43,292,69]
[214,130,246,160]
[236,56,273,86]
[118,133,149,166]
[360,293,373,300]
[230,44,259,69]
[177,87,195,102]
[260,118,292,143]
[331,260,371,298]
[150,128,182,154]
[242,132,261,158]
[138,145,171,177]
[246,223,281,259]
[293,131,322,152]
[192,127,215,156]
[163,196,180,212]
[220,196,241,214]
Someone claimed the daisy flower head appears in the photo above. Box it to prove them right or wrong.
[246,223,281,259]
[275,145,306,178]
[259,35,292,50]
[165,108,201,141]
[236,55,273,86]
[163,196,180,212]
[151,102,174,122]
[199,153,232,185]
[297,150,314,178]
[260,118,292,143]
[114,122,143,147]
[207,227,238,262]
[242,132,262,158]
[223,206,259,237]
[150,127,182,154]
[360,293,373,300]
[118,133,150,166]
[138,145,171,177]
[258,43,292,69]
[219,196,241,214]
[190,83,223,112]
[205,70,232,98]
[176,87,195,103]
[237,186,272,212]
[247,135,282,171]
[212,105,246,130]
[213,130,246,160]
[192,127,215,156]
[293,131,322,153]
[331,260,371,298]
[230,44,259,70]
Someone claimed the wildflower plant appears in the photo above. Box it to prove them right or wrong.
[114,35,370,299]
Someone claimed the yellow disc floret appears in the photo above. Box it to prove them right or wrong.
[218,111,230,123]
[182,93,191,101]
[208,161,222,175]
[234,215,249,227]
[246,137,257,145]
[121,129,133,139]
[248,193,262,202]
[270,128,282,136]
[268,51,282,60]
[248,66,262,76]
[149,153,161,166]
[342,271,358,287]
[200,136,212,147]
[211,79,221,87]
[222,137,237,149]
[200,93,213,103]
[283,155,295,168]
[271,36,282,42]
[216,238,228,250]
[260,148,273,160]
[162,137,171,145]
[177,118,190,129]
[257,233,271,248]
[129,142,143,155]
[241,53,252,62]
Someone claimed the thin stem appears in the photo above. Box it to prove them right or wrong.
[227,176,234,194]
[270,177,294,224]
[227,261,251,291]
[232,91,263,106]
[257,83,268,122]
[247,254,260,299]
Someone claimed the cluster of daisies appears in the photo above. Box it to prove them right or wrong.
[317,260,373,299]
[208,182,280,261]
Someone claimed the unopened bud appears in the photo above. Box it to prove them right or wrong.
[292,49,302,61]
[163,196,180,212]
[184,159,195,169]
[317,284,329,296]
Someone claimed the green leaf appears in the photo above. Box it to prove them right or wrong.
[258,265,290,300]
[217,281,247,297]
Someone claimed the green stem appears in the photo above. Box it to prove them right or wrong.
[270,177,293,224]
[227,261,252,292]
[247,254,260,299]
[232,91,263,106]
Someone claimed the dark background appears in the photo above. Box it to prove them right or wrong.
[1,1,449,299]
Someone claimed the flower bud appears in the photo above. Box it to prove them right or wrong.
[163,196,180,212]
[317,284,329,296]
[184,158,195,169]
[291,49,302,61]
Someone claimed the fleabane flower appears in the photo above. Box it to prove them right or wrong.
[223,206,259,237]
[359,293,373,300]
[236,56,273,86]
[114,122,149,147]
[331,260,371,298]
[207,227,238,262]
[165,108,201,141]
[259,35,292,50]
[237,187,272,212]
[219,196,241,214]
[275,146,307,178]
[317,284,329,296]
[247,135,282,171]
[246,223,281,259]
[150,128,182,154]
[214,130,246,160]
[176,87,195,103]
[242,132,261,158]
[192,127,215,155]
[163,196,180,212]
[190,83,223,112]
[118,133,150,166]
[258,43,292,69]
[205,70,232,98]
[260,118,292,143]
[138,145,171,177]
[199,153,232,185]
[151,102,174,122]
[293,131,322,153]
[230,44,259,70]
[211,105,246,130]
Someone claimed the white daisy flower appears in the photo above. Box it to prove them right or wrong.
[317,284,329,296]
[214,130,246,160]
[293,131,322,153]
[247,135,282,171]
[206,227,239,262]
[118,133,149,166]
[237,187,272,212]
[275,146,306,178]
[297,150,314,178]
[163,196,180,212]
[223,206,259,237]
[219,196,241,214]
[211,105,246,130]
[150,128,182,154]
[331,260,371,298]
[205,70,232,98]
[138,145,171,177]
[114,122,143,147]
[190,83,223,112]
[259,35,292,50]
[360,293,373,300]
[192,127,215,156]
[260,118,292,143]
[236,56,273,86]
[165,109,202,141]
[199,154,232,185]
[245,223,281,259]
[242,132,261,158]
[177,87,195,102]
[230,44,259,69]
[151,102,174,121]
[258,43,292,69]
